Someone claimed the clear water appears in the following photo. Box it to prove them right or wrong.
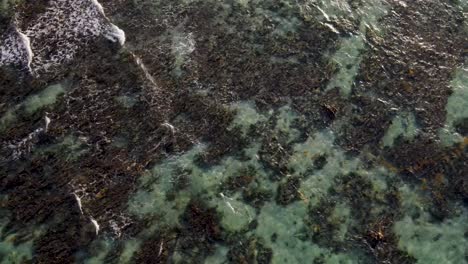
[0,0,467,263]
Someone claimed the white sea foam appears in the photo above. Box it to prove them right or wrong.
[0,0,126,74]
[0,27,33,71]
[105,24,126,46]
[90,0,105,15]
[132,53,158,87]
[90,217,100,235]
[17,31,33,71]
[73,193,84,215]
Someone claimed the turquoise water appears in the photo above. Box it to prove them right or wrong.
[0,0,467,263]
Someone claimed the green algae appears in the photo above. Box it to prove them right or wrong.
[355,0,389,33]
[439,66,468,146]
[171,27,195,77]
[33,135,89,161]
[23,84,65,114]
[0,83,66,132]
[0,236,33,264]
[326,35,365,96]
[84,240,113,264]
[274,105,301,144]
[2,0,466,263]
[124,102,419,263]
[115,95,138,108]
[289,130,390,207]
[382,112,419,147]
[0,210,42,264]
[309,0,389,31]
[128,146,202,226]
[445,67,468,126]
[0,110,16,131]
[255,202,358,264]
[228,102,268,136]
[0,0,19,14]
[119,239,141,264]
[320,0,389,96]
[395,210,468,264]
[128,140,259,232]
[329,202,352,242]
[395,184,468,264]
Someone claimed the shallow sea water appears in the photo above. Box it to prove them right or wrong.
[0,0,467,263]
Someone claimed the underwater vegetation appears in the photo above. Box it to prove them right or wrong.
[0,0,467,263]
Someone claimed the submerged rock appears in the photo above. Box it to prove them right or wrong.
[1,0,467,263]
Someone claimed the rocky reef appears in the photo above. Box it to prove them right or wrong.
[0,0,467,263]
